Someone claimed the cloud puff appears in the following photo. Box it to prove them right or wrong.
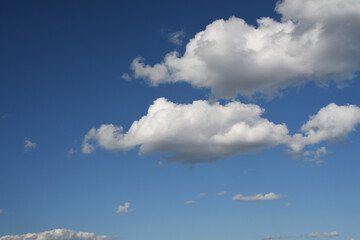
[185,200,195,204]
[303,146,327,162]
[289,103,360,155]
[82,98,290,163]
[121,73,131,81]
[198,193,207,196]
[306,232,339,238]
[168,30,186,46]
[116,202,132,214]
[232,192,282,201]
[24,138,36,152]
[262,232,339,240]
[130,0,360,98]
[216,191,227,196]
[321,232,340,238]
[0,229,114,240]
[82,98,360,164]
[0,209,6,215]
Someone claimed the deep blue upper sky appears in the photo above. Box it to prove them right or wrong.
[1,0,360,240]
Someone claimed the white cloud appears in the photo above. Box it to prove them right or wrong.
[306,232,339,238]
[116,202,132,214]
[185,200,195,204]
[303,146,327,162]
[130,0,360,98]
[0,229,114,240]
[82,98,360,164]
[322,232,339,238]
[168,30,186,45]
[232,192,282,201]
[262,232,339,240]
[307,232,322,238]
[82,98,290,164]
[216,191,227,196]
[198,193,207,196]
[121,73,131,81]
[289,103,360,155]
[24,138,36,152]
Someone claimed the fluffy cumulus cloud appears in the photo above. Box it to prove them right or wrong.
[130,0,360,98]
[82,98,290,163]
[0,229,114,240]
[232,192,282,201]
[116,202,132,214]
[82,98,360,164]
[289,103,360,155]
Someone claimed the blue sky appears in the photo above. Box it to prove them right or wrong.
[1,0,360,240]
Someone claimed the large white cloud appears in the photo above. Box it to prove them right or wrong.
[0,229,114,240]
[82,98,290,163]
[82,99,360,164]
[129,0,360,98]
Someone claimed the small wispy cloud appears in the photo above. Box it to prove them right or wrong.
[303,146,327,166]
[66,148,76,158]
[216,191,227,196]
[24,138,36,152]
[262,232,339,240]
[185,200,195,204]
[158,160,166,167]
[306,232,339,238]
[198,193,206,196]
[0,229,114,240]
[321,232,339,238]
[168,30,186,46]
[116,202,132,214]
[285,203,291,208]
[121,73,132,81]
[0,209,7,215]
[232,192,282,202]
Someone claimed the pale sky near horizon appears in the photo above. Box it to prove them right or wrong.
[1,0,360,239]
